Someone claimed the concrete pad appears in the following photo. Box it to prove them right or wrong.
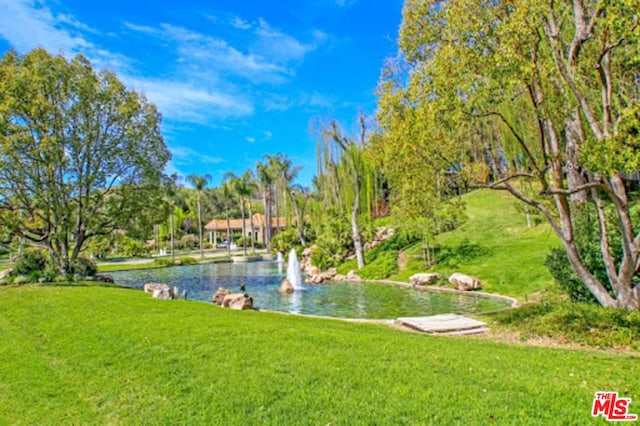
[396,313,488,335]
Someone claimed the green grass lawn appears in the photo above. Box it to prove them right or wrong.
[393,190,561,300]
[97,262,160,272]
[1,284,638,424]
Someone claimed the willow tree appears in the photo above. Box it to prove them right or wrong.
[379,0,640,309]
[316,118,377,269]
[0,49,169,274]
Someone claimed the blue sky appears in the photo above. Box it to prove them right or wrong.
[0,0,404,187]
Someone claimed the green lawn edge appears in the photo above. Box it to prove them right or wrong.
[0,283,637,424]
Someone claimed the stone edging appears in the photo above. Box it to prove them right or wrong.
[375,279,520,312]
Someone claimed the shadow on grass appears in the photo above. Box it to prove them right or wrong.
[434,240,492,268]
[35,282,138,291]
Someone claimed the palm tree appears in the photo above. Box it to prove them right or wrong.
[186,173,211,258]
[266,153,301,231]
[256,160,274,251]
[218,179,235,257]
[161,176,179,258]
[224,172,255,256]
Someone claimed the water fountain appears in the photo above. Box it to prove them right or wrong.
[286,248,303,291]
[276,252,284,274]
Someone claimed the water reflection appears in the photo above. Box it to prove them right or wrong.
[110,262,509,319]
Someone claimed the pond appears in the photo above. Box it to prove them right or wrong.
[111,261,510,319]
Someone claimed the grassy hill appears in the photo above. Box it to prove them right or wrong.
[393,190,561,300]
[0,284,637,424]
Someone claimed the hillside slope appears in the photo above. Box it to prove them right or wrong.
[393,189,560,299]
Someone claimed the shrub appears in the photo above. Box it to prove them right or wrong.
[13,275,31,285]
[544,205,626,304]
[311,247,342,271]
[358,250,399,280]
[117,236,150,258]
[177,256,198,265]
[13,250,49,276]
[494,302,640,349]
[153,258,173,267]
[72,257,97,277]
[179,234,199,250]
[270,228,301,255]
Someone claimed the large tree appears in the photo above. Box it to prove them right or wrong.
[378,0,640,309]
[317,118,373,269]
[0,49,170,274]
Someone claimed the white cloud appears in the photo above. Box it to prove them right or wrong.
[230,16,252,30]
[0,0,89,53]
[0,2,328,127]
[335,0,358,7]
[171,145,223,166]
[127,77,253,122]
[245,137,256,143]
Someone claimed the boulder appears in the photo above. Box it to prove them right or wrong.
[145,283,178,299]
[333,274,346,282]
[221,293,253,310]
[325,268,338,279]
[279,278,294,294]
[95,274,114,283]
[409,273,440,287]
[144,283,169,294]
[345,270,363,282]
[212,287,232,305]
[308,266,322,276]
[0,268,13,280]
[448,273,482,291]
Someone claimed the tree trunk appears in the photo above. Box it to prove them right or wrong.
[197,192,204,258]
[241,199,247,256]
[274,187,280,234]
[170,208,175,258]
[249,202,256,255]
[263,189,272,251]
[351,182,365,269]
[226,205,231,257]
[565,110,588,203]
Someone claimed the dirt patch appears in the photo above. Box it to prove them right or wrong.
[397,250,408,271]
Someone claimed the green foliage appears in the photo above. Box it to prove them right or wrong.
[86,235,114,259]
[117,236,150,258]
[151,258,173,267]
[152,256,198,267]
[495,302,640,350]
[12,275,31,285]
[72,257,97,277]
[13,250,49,276]
[177,257,198,265]
[390,190,559,298]
[358,250,399,280]
[544,205,633,303]
[0,48,169,274]
[178,234,199,250]
[335,233,419,278]
[310,246,342,271]
[269,227,301,255]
